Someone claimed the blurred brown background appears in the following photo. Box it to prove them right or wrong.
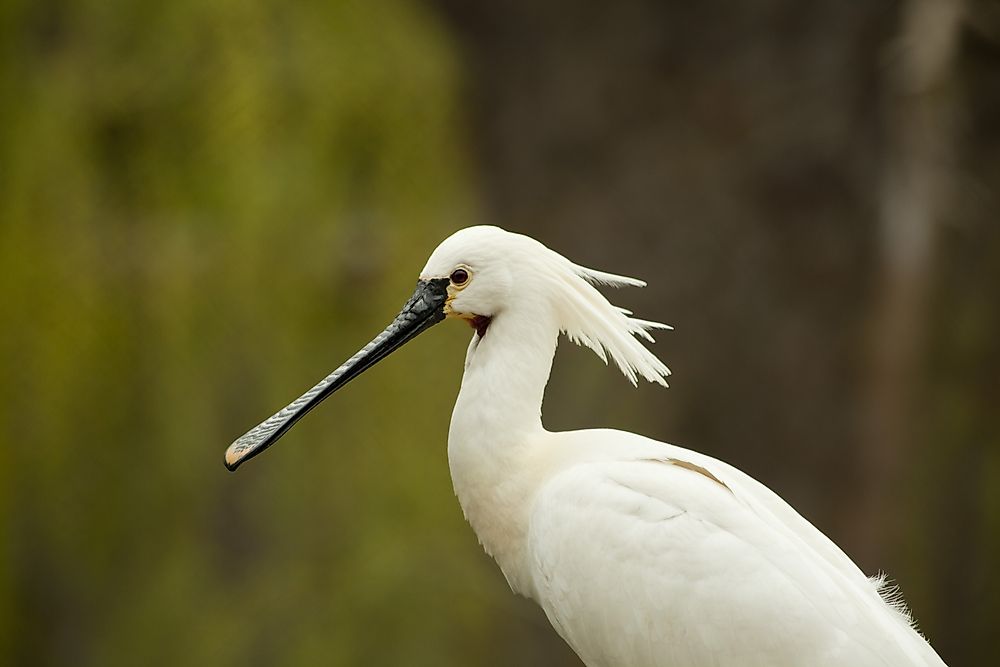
[1,1,997,665]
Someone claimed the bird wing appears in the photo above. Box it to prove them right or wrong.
[526,451,944,667]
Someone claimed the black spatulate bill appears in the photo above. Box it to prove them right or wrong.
[224,278,449,471]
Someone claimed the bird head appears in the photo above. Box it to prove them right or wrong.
[419,226,518,337]
[421,226,671,383]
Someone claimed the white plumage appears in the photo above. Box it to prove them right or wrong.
[227,225,946,666]
[424,226,945,666]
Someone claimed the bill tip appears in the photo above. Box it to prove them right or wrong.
[224,447,243,472]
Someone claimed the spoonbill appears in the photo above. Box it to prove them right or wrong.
[225,225,945,667]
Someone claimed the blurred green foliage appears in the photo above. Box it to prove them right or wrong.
[0,1,561,665]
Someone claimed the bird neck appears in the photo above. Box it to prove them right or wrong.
[452,305,558,436]
[447,306,559,594]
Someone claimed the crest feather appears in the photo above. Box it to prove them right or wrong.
[574,265,648,288]
[547,257,671,386]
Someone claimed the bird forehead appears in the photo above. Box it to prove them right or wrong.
[420,226,534,277]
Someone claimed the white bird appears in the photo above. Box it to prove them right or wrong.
[226,225,946,667]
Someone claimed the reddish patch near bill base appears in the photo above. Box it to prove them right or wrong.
[469,315,492,338]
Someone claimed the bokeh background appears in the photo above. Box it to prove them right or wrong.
[2,0,998,665]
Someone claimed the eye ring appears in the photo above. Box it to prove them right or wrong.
[450,267,470,287]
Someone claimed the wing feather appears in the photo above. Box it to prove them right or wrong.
[526,447,945,667]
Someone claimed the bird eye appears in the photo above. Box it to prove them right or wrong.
[450,268,470,286]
